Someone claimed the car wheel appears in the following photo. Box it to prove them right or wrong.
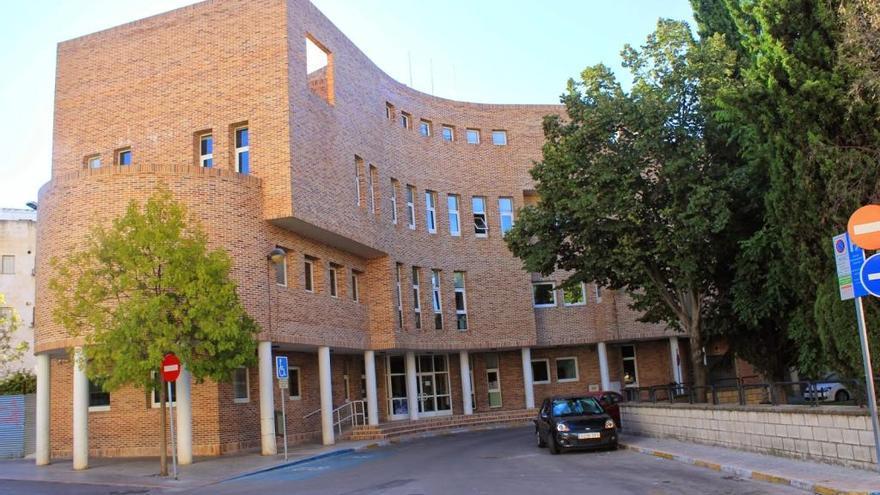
[536,430,547,448]
[607,441,619,451]
[835,390,850,402]
[548,436,561,455]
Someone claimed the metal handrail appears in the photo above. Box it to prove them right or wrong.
[303,400,367,435]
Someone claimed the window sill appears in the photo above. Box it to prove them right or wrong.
[88,406,110,412]
[533,381,550,386]
[289,396,301,401]
[563,303,587,307]
[557,378,579,383]
[233,398,250,404]
[533,304,557,309]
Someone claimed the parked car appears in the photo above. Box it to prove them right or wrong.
[534,396,618,454]
[803,373,851,402]
[584,391,625,428]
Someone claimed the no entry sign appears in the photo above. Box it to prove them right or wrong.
[848,205,880,250]
[162,354,181,382]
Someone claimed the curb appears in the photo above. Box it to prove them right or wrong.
[619,442,880,495]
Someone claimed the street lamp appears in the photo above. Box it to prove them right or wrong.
[267,247,286,265]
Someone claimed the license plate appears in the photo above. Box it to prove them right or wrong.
[577,432,601,439]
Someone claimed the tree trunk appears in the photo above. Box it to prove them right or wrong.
[686,320,708,403]
[159,375,168,476]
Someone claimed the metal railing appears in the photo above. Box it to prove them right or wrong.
[623,376,878,408]
[303,400,367,435]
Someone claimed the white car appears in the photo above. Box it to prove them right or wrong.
[803,373,851,402]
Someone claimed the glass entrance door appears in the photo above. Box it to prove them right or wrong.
[417,354,452,417]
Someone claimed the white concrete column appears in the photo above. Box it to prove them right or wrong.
[521,348,535,409]
[459,351,473,415]
[404,351,419,421]
[597,342,612,391]
[669,336,683,384]
[176,365,193,465]
[35,353,50,466]
[257,341,277,455]
[72,347,88,470]
[364,351,379,426]
[318,346,334,445]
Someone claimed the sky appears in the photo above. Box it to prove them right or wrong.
[0,0,695,210]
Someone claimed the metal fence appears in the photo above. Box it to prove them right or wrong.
[623,376,877,407]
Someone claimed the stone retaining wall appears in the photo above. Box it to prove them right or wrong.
[621,402,878,471]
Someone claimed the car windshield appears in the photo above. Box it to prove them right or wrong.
[551,398,603,417]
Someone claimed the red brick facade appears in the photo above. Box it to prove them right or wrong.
[35,0,688,458]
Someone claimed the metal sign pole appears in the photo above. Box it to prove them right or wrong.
[281,385,288,461]
[854,297,880,472]
[168,381,178,480]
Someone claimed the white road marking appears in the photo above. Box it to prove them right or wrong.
[854,221,880,235]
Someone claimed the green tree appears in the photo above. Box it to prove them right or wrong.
[506,20,738,393]
[0,293,28,376]
[50,190,259,475]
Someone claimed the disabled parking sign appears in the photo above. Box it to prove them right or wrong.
[833,232,868,300]
[275,356,288,379]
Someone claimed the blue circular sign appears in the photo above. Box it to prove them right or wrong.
[835,239,846,253]
[860,253,880,297]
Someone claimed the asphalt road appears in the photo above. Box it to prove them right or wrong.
[0,427,804,494]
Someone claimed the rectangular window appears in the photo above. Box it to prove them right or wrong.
[425,191,437,233]
[232,367,249,403]
[563,283,586,306]
[486,353,502,408]
[492,130,508,146]
[431,269,443,330]
[531,359,550,384]
[328,265,338,297]
[390,179,399,224]
[306,35,334,104]
[622,345,638,387]
[1,255,13,274]
[595,285,603,303]
[472,196,488,237]
[355,157,364,206]
[447,194,461,236]
[466,128,480,144]
[386,102,395,120]
[412,267,422,330]
[117,148,132,166]
[406,185,416,229]
[274,252,287,287]
[395,263,403,329]
[401,112,411,129]
[454,271,467,331]
[86,155,101,169]
[199,134,213,168]
[419,120,431,137]
[368,165,378,213]
[499,197,514,234]
[556,357,579,382]
[88,379,110,410]
[532,282,556,307]
[303,258,314,292]
[351,270,360,302]
[288,366,302,399]
[235,127,250,174]
[441,125,454,142]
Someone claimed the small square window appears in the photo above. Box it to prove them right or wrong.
[492,130,507,146]
[556,357,579,382]
[232,367,249,403]
[88,379,110,410]
[563,283,586,306]
[117,149,132,166]
[532,283,556,307]
[441,125,454,142]
[466,129,480,144]
[86,155,101,169]
[531,359,550,384]
[419,120,431,137]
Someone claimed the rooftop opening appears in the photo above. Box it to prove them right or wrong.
[306,35,334,105]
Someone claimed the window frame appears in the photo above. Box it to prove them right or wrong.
[532,282,557,308]
[328,265,338,298]
[116,148,132,166]
[447,194,461,236]
[274,253,288,287]
[355,159,363,207]
[85,155,101,169]
[622,344,639,388]
[406,185,416,230]
[498,197,514,234]
[411,266,422,330]
[234,126,250,174]
[491,130,508,146]
[486,353,502,408]
[425,190,437,234]
[368,165,377,213]
[531,359,550,385]
[555,356,580,383]
[303,258,315,293]
[431,269,443,330]
[595,285,603,303]
[199,133,213,168]
[288,366,302,400]
[563,282,587,306]
[419,120,432,137]
[472,196,488,238]
[400,112,411,129]
[390,179,399,225]
[395,263,403,329]
[0,255,14,275]
[441,125,455,142]
[454,271,468,331]
[350,270,360,302]
[466,128,480,145]
[88,379,111,412]
[232,367,250,403]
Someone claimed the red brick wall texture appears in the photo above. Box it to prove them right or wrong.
[36,0,686,457]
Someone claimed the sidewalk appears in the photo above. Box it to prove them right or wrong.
[620,434,880,495]
[0,439,384,493]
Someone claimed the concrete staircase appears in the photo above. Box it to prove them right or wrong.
[343,409,537,441]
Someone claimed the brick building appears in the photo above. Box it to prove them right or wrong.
[33,0,690,467]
